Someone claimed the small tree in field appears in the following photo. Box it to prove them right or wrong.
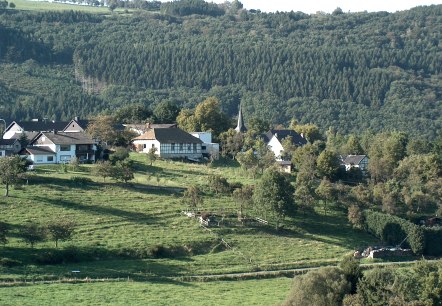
[20,223,46,248]
[0,222,8,246]
[182,185,203,213]
[94,160,114,182]
[69,157,80,172]
[47,219,75,248]
[348,205,364,229]
[111,160,134,184]
[233,185,254,222]
[0,155,29,197]
[146,147,157,166]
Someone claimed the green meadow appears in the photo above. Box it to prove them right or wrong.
[0,154,379,304]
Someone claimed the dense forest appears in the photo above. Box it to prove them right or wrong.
[0,2,441,138]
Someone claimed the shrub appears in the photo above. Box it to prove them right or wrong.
[109,147,129,164]
[20,223,46,248]
[0,257,22,267]
[0,222,8,245]
[149,245,169,258]
[47,219,76,248]
[70,176,93,185]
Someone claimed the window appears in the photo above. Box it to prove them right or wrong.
[60,155,71,162]
[0,151,3,157]
[193,143,197,152]
[36,156,43,163]
[60,145,70,151]
[202,146,206,150]
[179,144,183,151]
[143,144,147,149]
[171,143,175,151]
[47,156,54,162]
[151,144,155,148]
[187,144,191,151]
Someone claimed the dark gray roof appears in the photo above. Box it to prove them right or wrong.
[10,132,39,142]
[24,146,56,155]
[7,120,69,132]
[134,128,203,144]
[342,155,367,165]
[264,130,307,146]
[33,132,96,145]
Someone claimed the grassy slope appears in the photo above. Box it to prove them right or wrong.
[8,0,125,13]
[0,154,378,304]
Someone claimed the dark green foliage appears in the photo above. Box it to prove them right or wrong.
[253,167,295,229]
[161,0,225,17]
[339,256,362,294]
[111,160,134,183]
[0,222,8,245]
[0,6,441,138]
[207,175,231,194]
[363,210,424,254]
[70,176,93,185]
[152,100,180,124]
[114,104,152,124]
[423,226,442,256]
[47,219,76,248]
[283,266,351,306]
[0,257,21,267]
[109,147,130,164]
[19,223,47,248]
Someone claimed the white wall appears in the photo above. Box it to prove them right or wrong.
[55,144,76,163]
[190,132,212,143]
[268,136,284,160]
[133,139,161,154]
[3,125,22,139]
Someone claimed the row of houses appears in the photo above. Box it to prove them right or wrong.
[1,113,368,172]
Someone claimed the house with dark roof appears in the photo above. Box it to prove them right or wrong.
[264,129,307,160]
[133,128,203,159]
[341,155,369,172]
[3,119,70,139]
[0,139,21,157]
[123,123,177,135]
[22,132,97,164]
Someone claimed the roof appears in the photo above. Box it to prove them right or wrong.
[342,155,367,165]
[23,146,56,155]
[9,132,39,142]
[33,132,96,145]
[63,119,91,131]
[0,139,18,146]
[7,120,69,133]
[124,123,177,132]
[133,128,203,144]
[265,130,307,146]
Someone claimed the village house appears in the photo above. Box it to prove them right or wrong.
[123,123,177,136]
[341,155,369,172]
[21,132,97,164]
[133,128,203,160]
[263,129,307,160]
[190,132,220,160]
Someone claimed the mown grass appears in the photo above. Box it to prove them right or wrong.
[0,277,292,306]
[7,0,132,14]
[0,154,379,303]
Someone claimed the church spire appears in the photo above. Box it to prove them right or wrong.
[235,104,247,133]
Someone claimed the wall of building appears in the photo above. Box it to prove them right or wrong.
[3,124,22,139]
[268,136,284,160]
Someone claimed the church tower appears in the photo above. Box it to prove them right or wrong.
[234,104,247,133]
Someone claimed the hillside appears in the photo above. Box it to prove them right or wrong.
[0,3,441,137]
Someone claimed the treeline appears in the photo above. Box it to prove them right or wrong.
[0,4,440,137]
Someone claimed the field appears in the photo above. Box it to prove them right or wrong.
[0,154,379,304]
[6,0,133,13]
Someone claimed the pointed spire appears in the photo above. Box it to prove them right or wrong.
[235,104,247,133]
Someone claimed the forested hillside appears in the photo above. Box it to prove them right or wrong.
[0,3,441,137]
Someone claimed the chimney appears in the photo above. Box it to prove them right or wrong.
[74,116,79,121]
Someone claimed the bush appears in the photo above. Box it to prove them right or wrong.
[109,147,129,164]
[149,244,169,258]
[0,257,22,267]
[70,176,93,185]
[363,210,424,254]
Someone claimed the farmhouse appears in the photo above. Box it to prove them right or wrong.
[341,155,369,172]
[263,129,307,160]
[190,132,220,159]
[133,128,203,159]
[21,132,97,164]
[0,139,21,157]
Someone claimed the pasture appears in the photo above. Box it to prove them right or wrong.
[0,154,378,304]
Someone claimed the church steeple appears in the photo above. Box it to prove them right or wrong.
[235,104,247,133]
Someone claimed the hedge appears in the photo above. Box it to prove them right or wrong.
[423,226,442,256]
[363,210,424,255]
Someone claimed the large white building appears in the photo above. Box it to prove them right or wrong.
[133,128,203,160]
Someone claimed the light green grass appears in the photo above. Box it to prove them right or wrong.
[0,154,379,303]
[0,277,292,306]
[7,0,133,13]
